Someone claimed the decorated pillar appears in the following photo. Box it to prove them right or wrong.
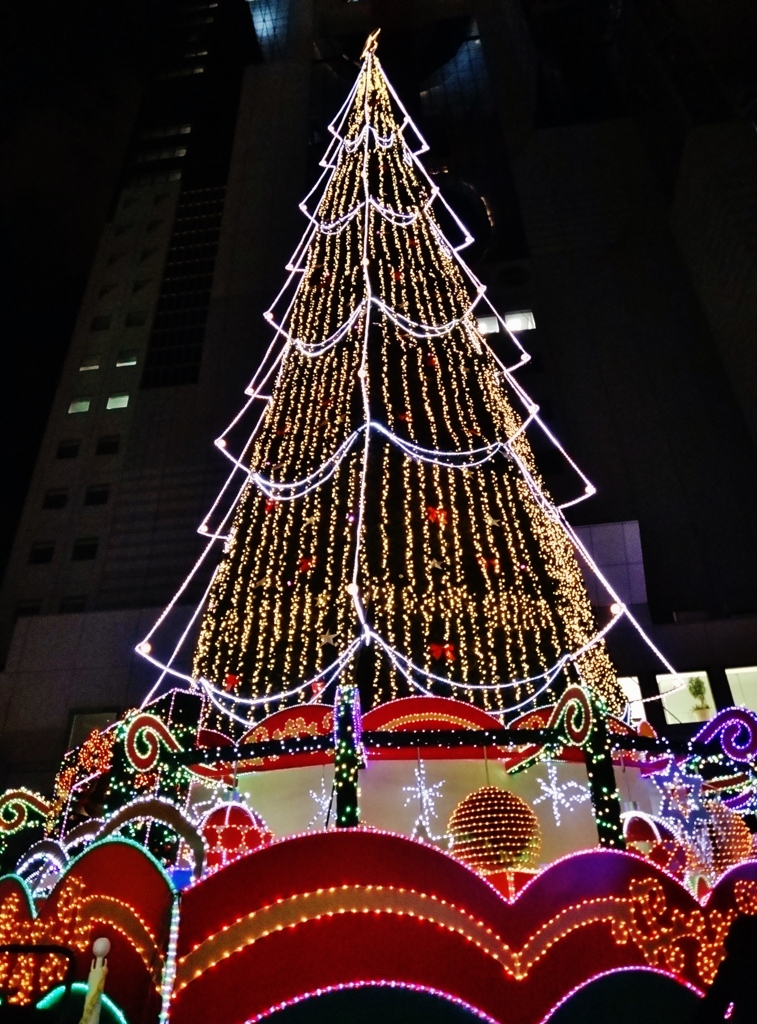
[334,685,364,827]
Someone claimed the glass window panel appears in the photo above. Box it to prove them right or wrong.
[504,310,536,332]
[477,315,499,335]
[618,676,647,726]
[657,672,715,725]
[725,667,757,714]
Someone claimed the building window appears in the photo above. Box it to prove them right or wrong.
[726,667,757,713]
[106,394,129,410]
[135,146,189,163]
[56,439,80,459]
[72,537,98,561]
[142,124,192,141]
[29,542,55,565]
[67,710,118,750]
[504,310,536,332]
[79,354,101,372]
[68,397,91,414]
[142,186,225,387]
[96,435,120,455]
[116,350,138,368]
[476,315,499,335]
[14,600,42,621]
[90,315,112,330]
[42,488,68,510]
[60,595,87,614]
[656,672,716,726]
[617,677,647,728]
[84,484,110,506]
[125,310,148,327]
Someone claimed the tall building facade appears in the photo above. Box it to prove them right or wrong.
[2,0,757,791]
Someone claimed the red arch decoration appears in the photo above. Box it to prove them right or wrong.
[0,839,173,1023]
[171,830,757,1024]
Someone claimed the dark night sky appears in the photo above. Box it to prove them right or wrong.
[0,2,170,579]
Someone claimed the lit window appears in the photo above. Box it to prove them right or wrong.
[106,394,129,410]
[504,310,536,332]
[29,542,55,565]
[477,315,499,335]
[79,354,100,372]
[657,672,715,725]
[84,484,110,506]
[618,677,647,727]
[72,537,98,561]
[726,667,757,713]
[43,488,68,510]
[116,350,138,367]
[68,397,91,414]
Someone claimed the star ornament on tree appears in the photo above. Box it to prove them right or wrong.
[532,761,591,826]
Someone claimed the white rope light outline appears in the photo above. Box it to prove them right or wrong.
[136,47,680,717]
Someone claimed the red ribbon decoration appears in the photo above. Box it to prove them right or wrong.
[429,642,456,663]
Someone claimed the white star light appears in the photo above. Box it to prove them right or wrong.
[308,777,334,831]
[403,760,445,840]
[533,762,590,826]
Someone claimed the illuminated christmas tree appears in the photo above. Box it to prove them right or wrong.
[142,32,628,728]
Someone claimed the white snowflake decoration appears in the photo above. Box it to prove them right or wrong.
[308,776,335,831]
[403,760,445,841]
[533,762,590,826]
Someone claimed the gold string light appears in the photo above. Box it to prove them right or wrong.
[191,46,623,727]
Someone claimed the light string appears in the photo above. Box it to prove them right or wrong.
[135,45,678,722]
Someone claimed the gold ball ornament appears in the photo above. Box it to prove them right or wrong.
[705,801,753,877]
[447,785,541,875]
